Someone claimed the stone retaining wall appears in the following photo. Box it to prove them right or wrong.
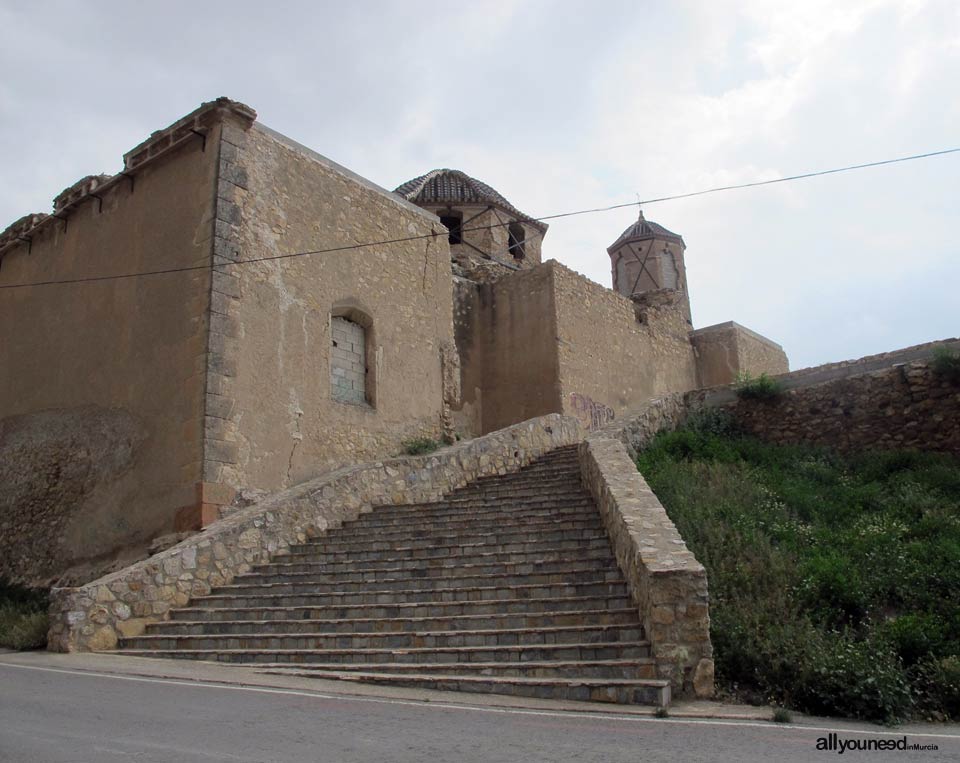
[48,414,585,652]
[694,361,960,456]
[578,397,714,698]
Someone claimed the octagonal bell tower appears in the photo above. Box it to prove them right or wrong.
[607,210,691,324]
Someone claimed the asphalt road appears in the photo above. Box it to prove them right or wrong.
[1,661,957,763]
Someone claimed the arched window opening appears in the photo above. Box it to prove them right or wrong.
[508,223,525,260]
[661,250,679,290]
[440,212,463,245]
[330,307,374,407]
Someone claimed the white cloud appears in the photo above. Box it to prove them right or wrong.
[0,0,956,370]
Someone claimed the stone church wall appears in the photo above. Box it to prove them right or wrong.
[690,321,789,388]
[213,122,458,495]
[0,123,218,585]
[452,260,701,436]
[550,261,699,429]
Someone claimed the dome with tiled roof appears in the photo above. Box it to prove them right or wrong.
[607,210,684,253]
[394,169,547,232]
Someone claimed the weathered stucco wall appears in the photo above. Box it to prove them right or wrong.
[0,131,217,584]
[690,321,789,387]
[472,266,562,434]
[551,261,699,430]
[452,276,484,437]
[210,123,458,495]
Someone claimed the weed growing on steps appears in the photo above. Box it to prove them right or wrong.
[637,412,960,724]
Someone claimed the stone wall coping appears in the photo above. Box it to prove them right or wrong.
[0,97,254,259]
[689,320,785,352]
[48,413,585,652]
[579,429,712,697]
[576,394,713,697]
[694,336,960,407]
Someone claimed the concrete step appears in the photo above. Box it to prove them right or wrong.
[169,594,635,622]
[229,558,619,590]
[463,470,580,486]
[262,658,656,680]
[254,539,614,573]
[116,445,664,706]
[146,608,639,636]
[122,623,644,652]
[340,505,599,532]
[361,495,595,521]
[116,639,650,665]
[189,580,631,609]
[430,487,589,503]
[288,523,607,555]
[262,671,668,707]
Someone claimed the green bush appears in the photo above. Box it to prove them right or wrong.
[401,437,440,456]
[772,707,792,723]
[0,580,49,651]
[793,633,912,724]
[734,372,783,401]
[931,347,960,383]
[636,425,960,722]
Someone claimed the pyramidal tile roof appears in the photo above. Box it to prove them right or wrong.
[394,169,547,231]
[607,211,684,252]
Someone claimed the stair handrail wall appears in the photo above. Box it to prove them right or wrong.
[578,393,715,698]
[48,414,586,653]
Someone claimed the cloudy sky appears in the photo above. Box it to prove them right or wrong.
[1,0,957,369]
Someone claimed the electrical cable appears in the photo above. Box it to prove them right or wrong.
[1,146,957,290]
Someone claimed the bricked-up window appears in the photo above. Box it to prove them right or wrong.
[508,223,525,260]
[661,249,679,290]
[331,316,369,405]
[440,213,463,245]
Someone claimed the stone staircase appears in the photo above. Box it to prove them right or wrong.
[117,445,670,706]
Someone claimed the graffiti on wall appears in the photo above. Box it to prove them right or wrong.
[569,392,615,431]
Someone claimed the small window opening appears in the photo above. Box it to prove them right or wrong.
[508,223,525,260]
[440,213,463,245]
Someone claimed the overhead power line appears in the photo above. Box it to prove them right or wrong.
[1,146,957,291]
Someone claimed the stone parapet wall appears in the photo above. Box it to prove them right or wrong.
[48,414,585,652]
[579,433,713,697]
[776,337,959,387]
[693,361,960,456]
[591,393,689,459]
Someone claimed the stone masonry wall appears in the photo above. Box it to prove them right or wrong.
[212,123,458,496]
[470,265,562,435]
[551,261,699,429]
[48,414,585,652]
[579,401,713,698]
[690,321,789,388]
[694,361,960,456]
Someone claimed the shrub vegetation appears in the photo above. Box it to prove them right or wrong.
[401,437,440,456]
[636,411,960,723]
[0,579,49,651]
[931,347,960,383]
[733,372,783,401]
